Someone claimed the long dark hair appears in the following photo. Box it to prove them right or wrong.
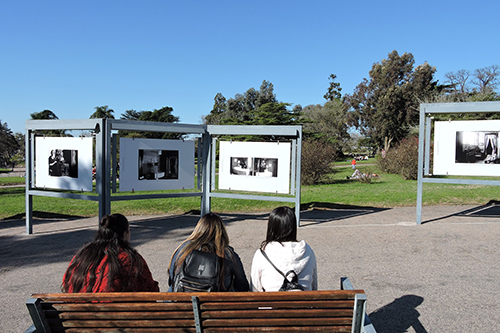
[62,214,143,292]
[260,206,298,250]
[169,212,231,290]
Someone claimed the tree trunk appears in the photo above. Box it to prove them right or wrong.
[384,136,393,152]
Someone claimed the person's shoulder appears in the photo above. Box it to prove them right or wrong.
[301,240,314,250]
[118,248,143,262]
[117,248,131,260]
[225,245,244,260]
[252,246,265,259]
[176,240,190,253]
[301,241,317,258]
[295,240,315,252]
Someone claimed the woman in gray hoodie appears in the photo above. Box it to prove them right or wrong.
[251,206,317,291]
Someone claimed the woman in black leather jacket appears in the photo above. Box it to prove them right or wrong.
[167,212,249,292]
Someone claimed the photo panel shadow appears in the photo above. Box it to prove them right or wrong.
[299,202,389,226]
[422,200,500,224]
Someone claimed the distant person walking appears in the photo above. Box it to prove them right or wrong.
[351,158,357,169]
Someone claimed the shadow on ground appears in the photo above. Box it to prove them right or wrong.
[369,295,428,333]
[300,202,389,226]
[0,203,392,272]
[0,211,84,228]
[422,200,500,224]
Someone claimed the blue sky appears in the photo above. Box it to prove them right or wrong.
[1,0,499,134]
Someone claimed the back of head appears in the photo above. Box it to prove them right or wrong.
[171,212,229,275]
[187,212,229,257]
[62,213,133,292]
[170,212,231,291]
[96,213,129,244]
[262,206,297,249]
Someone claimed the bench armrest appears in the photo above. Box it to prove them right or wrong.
[23,324,37,333]
[341,277,377,333]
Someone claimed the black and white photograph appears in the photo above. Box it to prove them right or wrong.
[230,157,251,175]
[252,158,278,177]
[119,138,195,192]
[456,131,499,164]
[434,120,500,177]
[229,157,278,177]
[219,141,290,194]
[138,149,179,180]
[48,149,78,178]
[35,137,93,191]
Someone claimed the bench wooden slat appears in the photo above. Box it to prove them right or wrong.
[32,290,363,302]
[203,327,352,332]
[200,300,355,310]
[202,308,353,319]
[45,302,193,311]
[202,317,354,327]
[51,319,196,328]
[32,292,194,302]
[65,328,197,333]
[195,290,363,302]
[51,311,195,320]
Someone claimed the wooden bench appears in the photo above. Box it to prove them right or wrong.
[25,279,372,333]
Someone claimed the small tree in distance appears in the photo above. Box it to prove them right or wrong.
[301,139,337,185]
[378,135,419,180]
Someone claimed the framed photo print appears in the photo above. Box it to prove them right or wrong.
[35,137,93,191]
[119,138,195,192]
[219,141,291,194]
[433,120,500,176]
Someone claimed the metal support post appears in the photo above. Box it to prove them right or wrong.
[112,134,118,193]
[295,128,302,227]
[201,131,212,215]
[25,130,34,234]
[96,119,110,220]
[416,105,426,225]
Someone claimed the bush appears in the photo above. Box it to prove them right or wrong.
[378,135,419,180]
[301,139,337,185]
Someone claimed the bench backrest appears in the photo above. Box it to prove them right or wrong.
[27,290,367,333]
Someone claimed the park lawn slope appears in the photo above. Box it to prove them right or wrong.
[1,165,500,220]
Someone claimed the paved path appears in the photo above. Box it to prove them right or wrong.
[0,167,25,178]
[2,204,500,332]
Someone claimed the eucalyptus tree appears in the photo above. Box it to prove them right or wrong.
[345,50,439,151]
[204,80,296,127]
[301,99,350,155]
[203,93,227,125]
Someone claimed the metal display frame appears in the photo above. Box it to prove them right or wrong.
[416,101,500,224]
[205,125,303,227]
[25,120,303,234]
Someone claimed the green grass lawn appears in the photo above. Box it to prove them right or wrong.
[1,162,499,220]
[0,176,26,186]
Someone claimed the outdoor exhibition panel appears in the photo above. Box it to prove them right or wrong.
[206,125,302,227]
[24,119,206,234]
[25,120,303,233]
[416,101,500,224]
